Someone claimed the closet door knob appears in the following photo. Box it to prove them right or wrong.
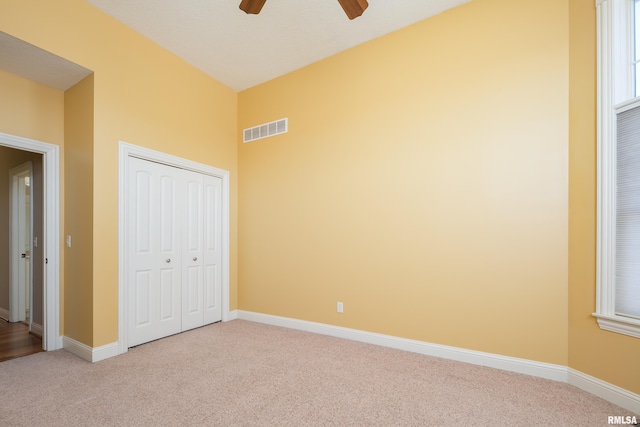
[166,258,171,263]
[193,257,198,261]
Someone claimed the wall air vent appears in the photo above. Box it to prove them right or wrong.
[243,118,288,143]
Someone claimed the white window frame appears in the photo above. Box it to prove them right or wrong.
[594,0,640,338]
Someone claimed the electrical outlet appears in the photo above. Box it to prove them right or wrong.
[337,302,343,313]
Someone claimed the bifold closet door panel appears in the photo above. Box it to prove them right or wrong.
[203,174,223,324]
[181,169,205,332]
[128,157,182,347]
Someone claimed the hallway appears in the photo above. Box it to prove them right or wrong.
[0,320,42,362]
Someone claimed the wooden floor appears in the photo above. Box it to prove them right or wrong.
[0,320,43,362]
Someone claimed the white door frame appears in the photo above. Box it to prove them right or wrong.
[118,141,231,355]
[9,161,33,324]
[0,132,61,351]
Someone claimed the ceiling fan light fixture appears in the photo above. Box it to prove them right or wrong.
[337,0,369,20]
[239,0,267,15]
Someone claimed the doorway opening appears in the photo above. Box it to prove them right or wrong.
[0,132,61,352]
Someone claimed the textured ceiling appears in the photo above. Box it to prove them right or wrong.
[0,31,92,91]
[87,0,471,92]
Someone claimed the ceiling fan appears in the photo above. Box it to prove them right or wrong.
[239,0,369,20]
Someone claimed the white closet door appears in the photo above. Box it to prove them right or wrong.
[128,157,223,347]
[128,157,181,347]
[181,169,205,331]
[203,174,223,324]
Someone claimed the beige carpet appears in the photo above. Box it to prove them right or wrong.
[0,320,635,426]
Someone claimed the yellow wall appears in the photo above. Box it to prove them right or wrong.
[64,74,94,343]
[568,0,640,394]
[238,0,569,365]
[0,68,64,144]
[0,0,238,347]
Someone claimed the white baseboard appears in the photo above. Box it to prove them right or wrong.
[237,310,567,382]
[62,336,120,363]
[92,341,120,362]
[227,310,239,321]
[569,368,640,415]
[237,310,640,415]
[0,307,9,321]
[62,336,92,361]
[31,322,43,337]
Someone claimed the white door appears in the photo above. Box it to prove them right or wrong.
[128,157,223,347]
[181,170,223,330]
[9,162,32,325]
[203,174,223,324]
[128,157,182,347]
[181,169,204,331]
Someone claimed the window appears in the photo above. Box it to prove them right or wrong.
[594,0,640,338]
[635,0,640,96]
[632,0,640,96]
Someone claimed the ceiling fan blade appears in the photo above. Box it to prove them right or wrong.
[239,0,267,15]
[337,0,369,20]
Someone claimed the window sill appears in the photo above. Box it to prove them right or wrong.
[592,313,640,339]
